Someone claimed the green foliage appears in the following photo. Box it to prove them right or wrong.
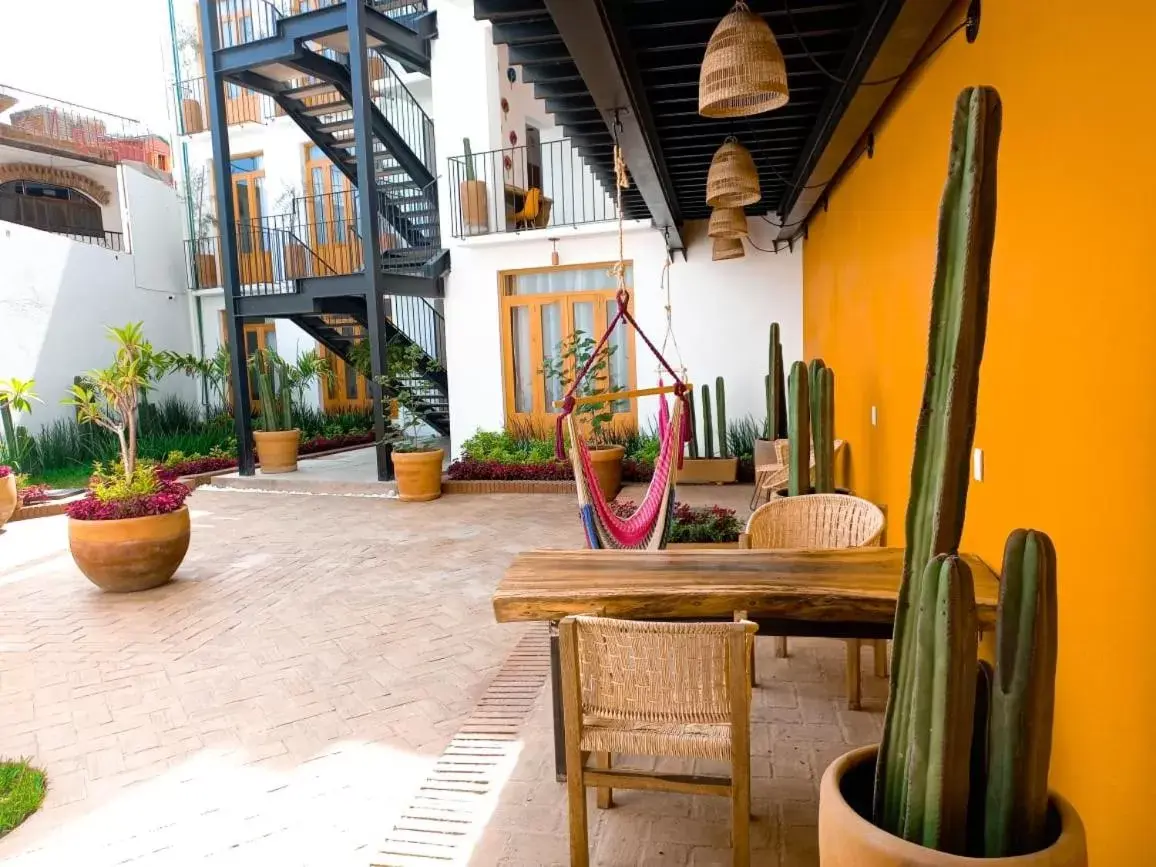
[687,389,699,458]
[787,361,809,496]
[540,330,623,443]
[376,342,442,453]
[715,376,728,459]
[700,383,713,458]
[159,344,230,408]
[726,415,762,459]
[875,87,1006,855]
[985,530,1057,858]
[89,461,161,503]
[0,759,47,838]
[812,365,835,493]
[462,428,556,464]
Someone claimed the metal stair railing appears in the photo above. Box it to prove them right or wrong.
[211,0,427,50]
[371,57,435,177]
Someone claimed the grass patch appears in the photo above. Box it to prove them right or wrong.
[0,760,46,837]
[26,466,94,489]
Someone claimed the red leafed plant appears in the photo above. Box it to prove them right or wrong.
[0,465,11,478]
[613,499,742,543]
[67,463,190,521]
[299,432,374,455]
[156,457,237,481]
[447,458,574,481]
[19,484,49,506]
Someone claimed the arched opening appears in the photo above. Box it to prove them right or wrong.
[0,178,104,237]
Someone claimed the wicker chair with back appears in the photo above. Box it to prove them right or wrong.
[742,493,885,709]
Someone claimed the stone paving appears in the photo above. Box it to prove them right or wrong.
[0,485,884,866]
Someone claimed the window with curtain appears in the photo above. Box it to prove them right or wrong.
[499,262,636,432]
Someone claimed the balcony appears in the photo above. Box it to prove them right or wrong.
[173,76,271,135]
[446,138,618,240]
[0,83,167,171]
[203,0,428,51]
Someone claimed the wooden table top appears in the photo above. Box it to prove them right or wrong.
[493,548,1000,626]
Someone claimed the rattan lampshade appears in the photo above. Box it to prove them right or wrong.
[706,137,760,208]
[699,1,790,118]
[708,206,748,239]
[712,236,746,261]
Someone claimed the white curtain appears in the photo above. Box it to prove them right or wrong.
[511,264,632,295]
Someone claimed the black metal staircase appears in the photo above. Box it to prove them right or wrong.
[201,0,447,479]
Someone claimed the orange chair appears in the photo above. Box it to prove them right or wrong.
[511,186,541,229]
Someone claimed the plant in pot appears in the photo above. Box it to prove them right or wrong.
[458,137,489,236]
[62,323,192,592]
[542,330,626,500]
[817,87,1086,867]
[680,377,739,484]
[1,377,40,526]
[753,322,787,469]
[774,358,848,497]
[248,349,330,473]
[376,342,444,501]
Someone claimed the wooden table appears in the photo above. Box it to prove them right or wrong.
[493,547,999,779]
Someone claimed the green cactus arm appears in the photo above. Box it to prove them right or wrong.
[774,342,787,438]
[984,529,1057,857]
[967,659,994,855]
[715,376,728,459]
[812,367,835,492]
[787,361,809,496]
[899,555,978,854]
[279,373,293,431]
[764,373,773,440]
[766,323,782,439]
[701,383,713,459]
[254,355,277,432]
[807,358,826,427]
[875,86,1002,829]
[687,388,699,459]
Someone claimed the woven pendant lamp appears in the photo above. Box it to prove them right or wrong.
[708,206,748,239]
[699,1,790,118]
[706,137,760,207]
[712,236,746,261]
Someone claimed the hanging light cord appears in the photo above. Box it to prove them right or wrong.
[782,0,970,87]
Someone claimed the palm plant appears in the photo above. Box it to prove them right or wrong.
[283,349,333,409]
[0,377,41,468]
[160,345,231,410]
[62,323,166,478]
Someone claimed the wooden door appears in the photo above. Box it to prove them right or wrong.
[317,317,372,412]
[304,145,361,274]
[219,314,276,414]
[231,153,273,284]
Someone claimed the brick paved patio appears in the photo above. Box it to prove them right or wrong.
[0,487,884,865]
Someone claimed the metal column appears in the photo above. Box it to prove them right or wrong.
[347,0,393,482]
[199,0,255,476]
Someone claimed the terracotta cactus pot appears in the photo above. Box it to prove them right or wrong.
[588,444,625,501]
[818,746,1087,867]
[0,473,17,527]
[69,507,191,593]
[254,429,300,474]
[394,448,444,502]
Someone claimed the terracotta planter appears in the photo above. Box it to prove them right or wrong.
[818,746,1087,867]
[254,429,300,474]
[678,457,739,484]
[69,507,191,593]
[394,448,444,502]
[0,473,16,528]
[459,179,489,234]
[588,444,625,501]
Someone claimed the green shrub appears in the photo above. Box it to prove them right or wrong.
[0,759,46,837]
[727,414,763,459]
[461,428,556,464]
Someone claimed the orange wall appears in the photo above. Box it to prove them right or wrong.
[803,1,1156,861]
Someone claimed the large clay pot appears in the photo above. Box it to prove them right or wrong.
[394,448,444,502]
[0,473,17,527]
[254,429,300,474]
[588,444,625,501]
[818,746,1087,867]
[69,507,191,593]
[459,179,489,234]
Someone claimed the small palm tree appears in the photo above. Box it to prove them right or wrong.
[160,345,231,410]
[283,349,333,409]
[0,377,41,468]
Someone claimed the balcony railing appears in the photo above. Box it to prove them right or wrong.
[0,83,162,167]
[173,76,272,135]
[446,138,618,240]
[0,191,126,251]
[207,0,427,50]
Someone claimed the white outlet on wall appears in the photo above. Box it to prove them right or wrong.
[870,406,878,426]
[973,448,984,482]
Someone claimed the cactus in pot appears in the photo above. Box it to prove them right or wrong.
[786,361,809,496]
[701,382,714,459]
[251,349,293,433]
[715,376,728,459]
[463,137,476,182]
[812,365,835,492]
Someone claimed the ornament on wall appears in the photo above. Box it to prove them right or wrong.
[500,97,509,115]
[503,154,513,175]
[508,130,518,146]
[506,67,517,84]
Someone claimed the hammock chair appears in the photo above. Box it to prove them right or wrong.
[554,138,691,550]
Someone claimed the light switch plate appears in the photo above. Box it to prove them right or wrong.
[870,406,878,426]
[973,448,984,481]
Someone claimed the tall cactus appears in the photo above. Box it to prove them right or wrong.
[253,352,279,432]
[807,357,825,426]
[786,361,809,496]
[765,323,785,440]
[898,555,978,853]
[874,86,1002,835]
[701,383,714,459]
[812,365,835,492]
[715,377,728,459]
[687,387,699,459]
[985,529,1057,857]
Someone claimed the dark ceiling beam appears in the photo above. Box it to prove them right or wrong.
[622,0,860,29]
[773,0,958,239]
[542,0,686,253]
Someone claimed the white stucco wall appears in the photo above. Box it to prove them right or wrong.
[443,217,803,457]
[0,220,194,432]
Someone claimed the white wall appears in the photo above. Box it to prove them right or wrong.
[0,221,194,431]
[120,164,188,293]
[443,217,803,456]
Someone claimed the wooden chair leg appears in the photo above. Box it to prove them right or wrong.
[728,632,752,867]
[593,752,613,809]
[845,640,862,711]
[873,639,889,678]
[774,636,788,658]
[566,755,589,866]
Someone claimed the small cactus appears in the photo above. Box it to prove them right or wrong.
[701,383,714,459]
[984,529,1057,858]
[463,137,476,182]
[715,376,728,459]
[787,361,809,496]
[812,365,835,492]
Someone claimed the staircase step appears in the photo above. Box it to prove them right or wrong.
[312,30,388,54]
[319,117,356,134]
[282,81,338,101]
[298,99,350,118]
[252,62,302,83]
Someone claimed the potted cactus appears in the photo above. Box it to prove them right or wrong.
[774,358,846,497]
[248,349,329,474]
[679,376,739,484]
[458,137,489,235]
[817,88,1086,866]
[753,322,787,470]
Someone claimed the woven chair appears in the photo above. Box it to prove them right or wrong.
[750,438,846,509]
[559,616,757,867]
[742,494,886,710]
